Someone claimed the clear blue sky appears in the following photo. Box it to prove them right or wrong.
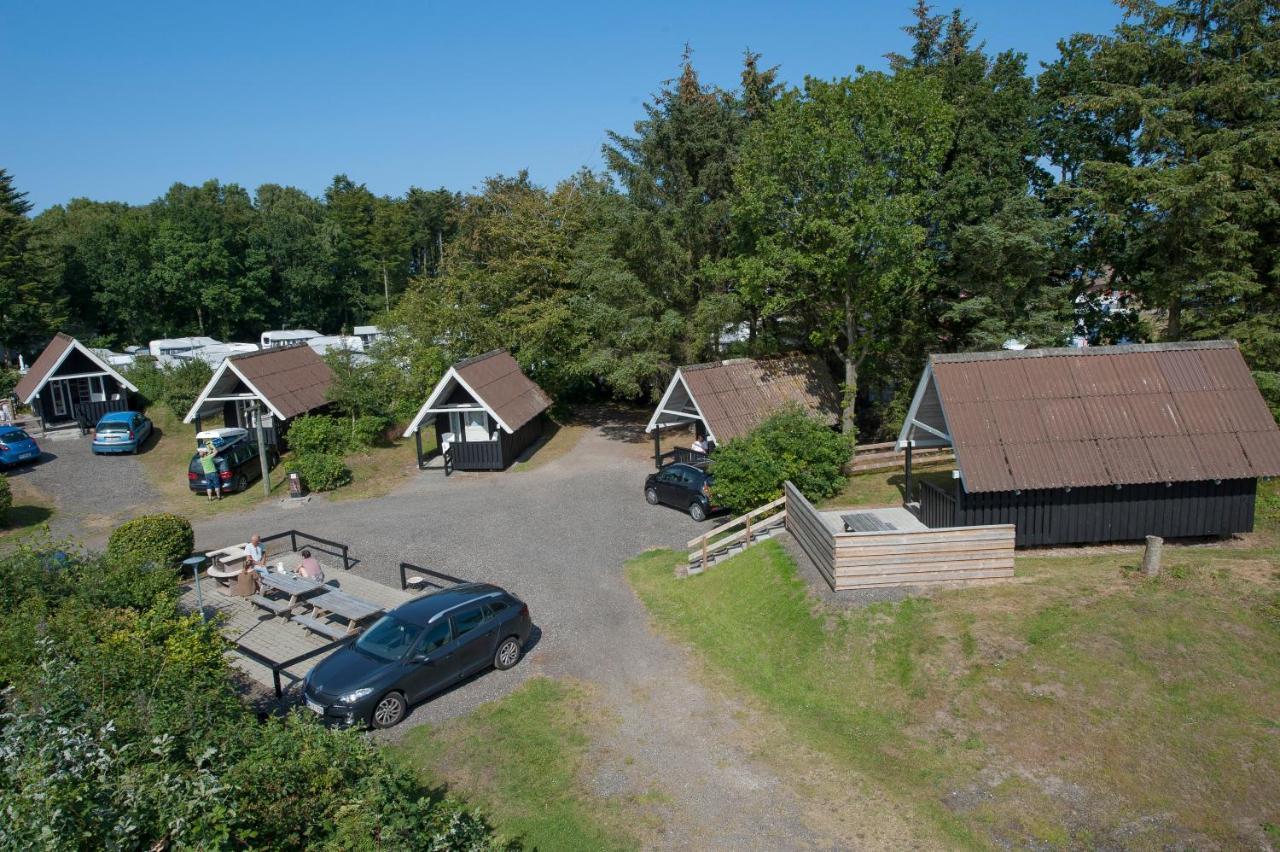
[4,1,1124,212]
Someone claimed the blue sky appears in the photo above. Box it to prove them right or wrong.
[4,1,1124,211]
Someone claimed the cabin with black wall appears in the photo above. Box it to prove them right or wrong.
[404,350,552,472]
[14,333,137,430]
[898,341,1280,547]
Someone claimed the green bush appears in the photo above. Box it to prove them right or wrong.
[351,414,386,447]
[0,473,10,526]
[709,406,854,514]
[106,513,194,570]
[291,452,352,492]
[286,414,347,455]
[0,545,503,849]
[0,366,18,400]
[123,358,214,419]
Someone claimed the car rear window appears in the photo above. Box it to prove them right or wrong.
[97,422,129,433]
[1,429,31,442]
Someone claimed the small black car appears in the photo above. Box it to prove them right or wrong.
[303,583,532,728]
[645,461,718,522]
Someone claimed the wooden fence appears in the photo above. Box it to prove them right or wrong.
[847,441,953,474]
[784,482,1014,591]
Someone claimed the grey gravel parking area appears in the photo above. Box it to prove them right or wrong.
[189,417,870,849]
[3,426,158,543]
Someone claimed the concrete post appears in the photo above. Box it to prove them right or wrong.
[1142,535,1163,577]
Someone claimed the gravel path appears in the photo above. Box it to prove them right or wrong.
[4,426,159,542]
[188,418,883,849]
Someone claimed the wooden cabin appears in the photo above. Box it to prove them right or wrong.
[644,355,840,468]
[403,350,551,472]
[897,341,1280,546]
[183,345,334,450]
[14,333,138,430]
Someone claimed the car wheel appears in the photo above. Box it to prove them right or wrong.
[235,474,249,492]
[689,500,708,522]
[494,636,522,670]
[645,487,659,505]
[370,691,407,728]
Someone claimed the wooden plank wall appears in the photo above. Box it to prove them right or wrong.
[784,482,1015,591]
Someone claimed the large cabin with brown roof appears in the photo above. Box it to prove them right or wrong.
[898,341,1280,546]
[403,350,552,472]
[183,344,335,449]
[14,333,138,430]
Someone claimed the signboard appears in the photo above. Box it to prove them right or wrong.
[288,471,306,499]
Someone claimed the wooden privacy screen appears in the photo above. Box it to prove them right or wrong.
[783,482,1015,591]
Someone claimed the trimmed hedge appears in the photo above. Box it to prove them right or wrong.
[0,473,10,526]
[290,453,351,492]
[106,513,194,570]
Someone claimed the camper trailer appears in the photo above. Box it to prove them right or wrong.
[260,329,320,349]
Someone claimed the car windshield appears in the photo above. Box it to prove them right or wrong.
[1,429,30,442]
[355,615,424,662]
[96,422,129,433]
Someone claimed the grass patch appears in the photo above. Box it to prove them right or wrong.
[0,477,54,540]
[135,408,288,518]
[627,537,1280,848]
[394,678,647,851]
[823,461,954,508]
[328,433,425,502]
[512,420,589,473]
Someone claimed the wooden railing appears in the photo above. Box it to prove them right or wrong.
[683,495,787,576]
[917,479,958,529]
[656,446,710,469]
[848,440,953,474]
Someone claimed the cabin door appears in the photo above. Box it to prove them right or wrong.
[88,375,106,403]
[464,411,489,442]
[49,381,68,418]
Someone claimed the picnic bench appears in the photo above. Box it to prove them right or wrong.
[250,571,324,617]
[295,589,384,638]
[840,512,898,533]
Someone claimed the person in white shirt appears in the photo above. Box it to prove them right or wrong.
[244,535,265,570]
[691,435,707,454]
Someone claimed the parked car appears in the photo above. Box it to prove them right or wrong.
[186,430,278,494]
[0,426,41,468]
[91,411,152,455]
[303,583,532,728]
[645,461,718,521]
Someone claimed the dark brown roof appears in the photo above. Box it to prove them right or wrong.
[14,333,75,402]
[453,350,551,432]
[228,344,334,420]
[681,355,840,443]
[931,341,1280,492]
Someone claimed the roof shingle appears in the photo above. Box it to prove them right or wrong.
[678,355,840,443]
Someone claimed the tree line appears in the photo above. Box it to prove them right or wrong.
[2,0,1277,437]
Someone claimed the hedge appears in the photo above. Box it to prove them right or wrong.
[0,473,10,526]
[106,513,194,570]
[290,453,352,492]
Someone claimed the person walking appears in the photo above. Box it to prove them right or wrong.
[199,447,222,501]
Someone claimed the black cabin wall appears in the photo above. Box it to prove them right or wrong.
[952,478,1257,546]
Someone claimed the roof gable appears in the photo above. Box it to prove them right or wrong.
[184,344,333,422]
[906,341,1280,492]
[14,333,138,403]
[648,355,840,443]
[403,350,552,437]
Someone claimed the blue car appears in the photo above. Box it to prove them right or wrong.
[0,425,41,468]
[92,411,153,455]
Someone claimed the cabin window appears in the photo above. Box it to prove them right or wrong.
[464,411,490,442]
[89,375,106,403]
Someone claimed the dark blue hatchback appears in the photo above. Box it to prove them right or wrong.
[0,426,41,468]
[303,583,532,728]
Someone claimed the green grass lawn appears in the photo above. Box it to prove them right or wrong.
[0,475,54,540]
[394,678,649,851]
[627,532,1280,848]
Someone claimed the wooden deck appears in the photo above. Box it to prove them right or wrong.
[785,482,1015,591]
[178,549,415,694]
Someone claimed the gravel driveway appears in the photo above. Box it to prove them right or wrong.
[4,426,159,542]
[188,416,875,849]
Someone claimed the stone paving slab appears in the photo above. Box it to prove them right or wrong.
[179,549,415,694]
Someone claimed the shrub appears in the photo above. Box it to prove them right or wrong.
[106,513,194,570]
[351,414,386,448]
[0,366,18,400]
[123,358,214,419]
[709,406,854,514]
[0,473,9,526]
[291,452,351,492]
[287,414,347,456]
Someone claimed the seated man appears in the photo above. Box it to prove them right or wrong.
[297,548,324,582]
[243,534,266,570]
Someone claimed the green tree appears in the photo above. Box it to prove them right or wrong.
[1066,0,1280,372]
[0,170,65,357]
[730,71,953,431]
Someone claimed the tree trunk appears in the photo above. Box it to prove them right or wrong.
[196,305,204,335]
[1167,296,1181,340]
[841,292,857,434]
[382,262,390,313]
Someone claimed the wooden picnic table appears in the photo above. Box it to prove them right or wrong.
[299,589,385,638]
[250,571,324,617]
[840,512,898,533]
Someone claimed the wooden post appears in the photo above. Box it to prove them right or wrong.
[253,401,271,497]
[1142,535,1163,577]
[414,428,424,469]
[904,441,914,503]
[653,423,662,469]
